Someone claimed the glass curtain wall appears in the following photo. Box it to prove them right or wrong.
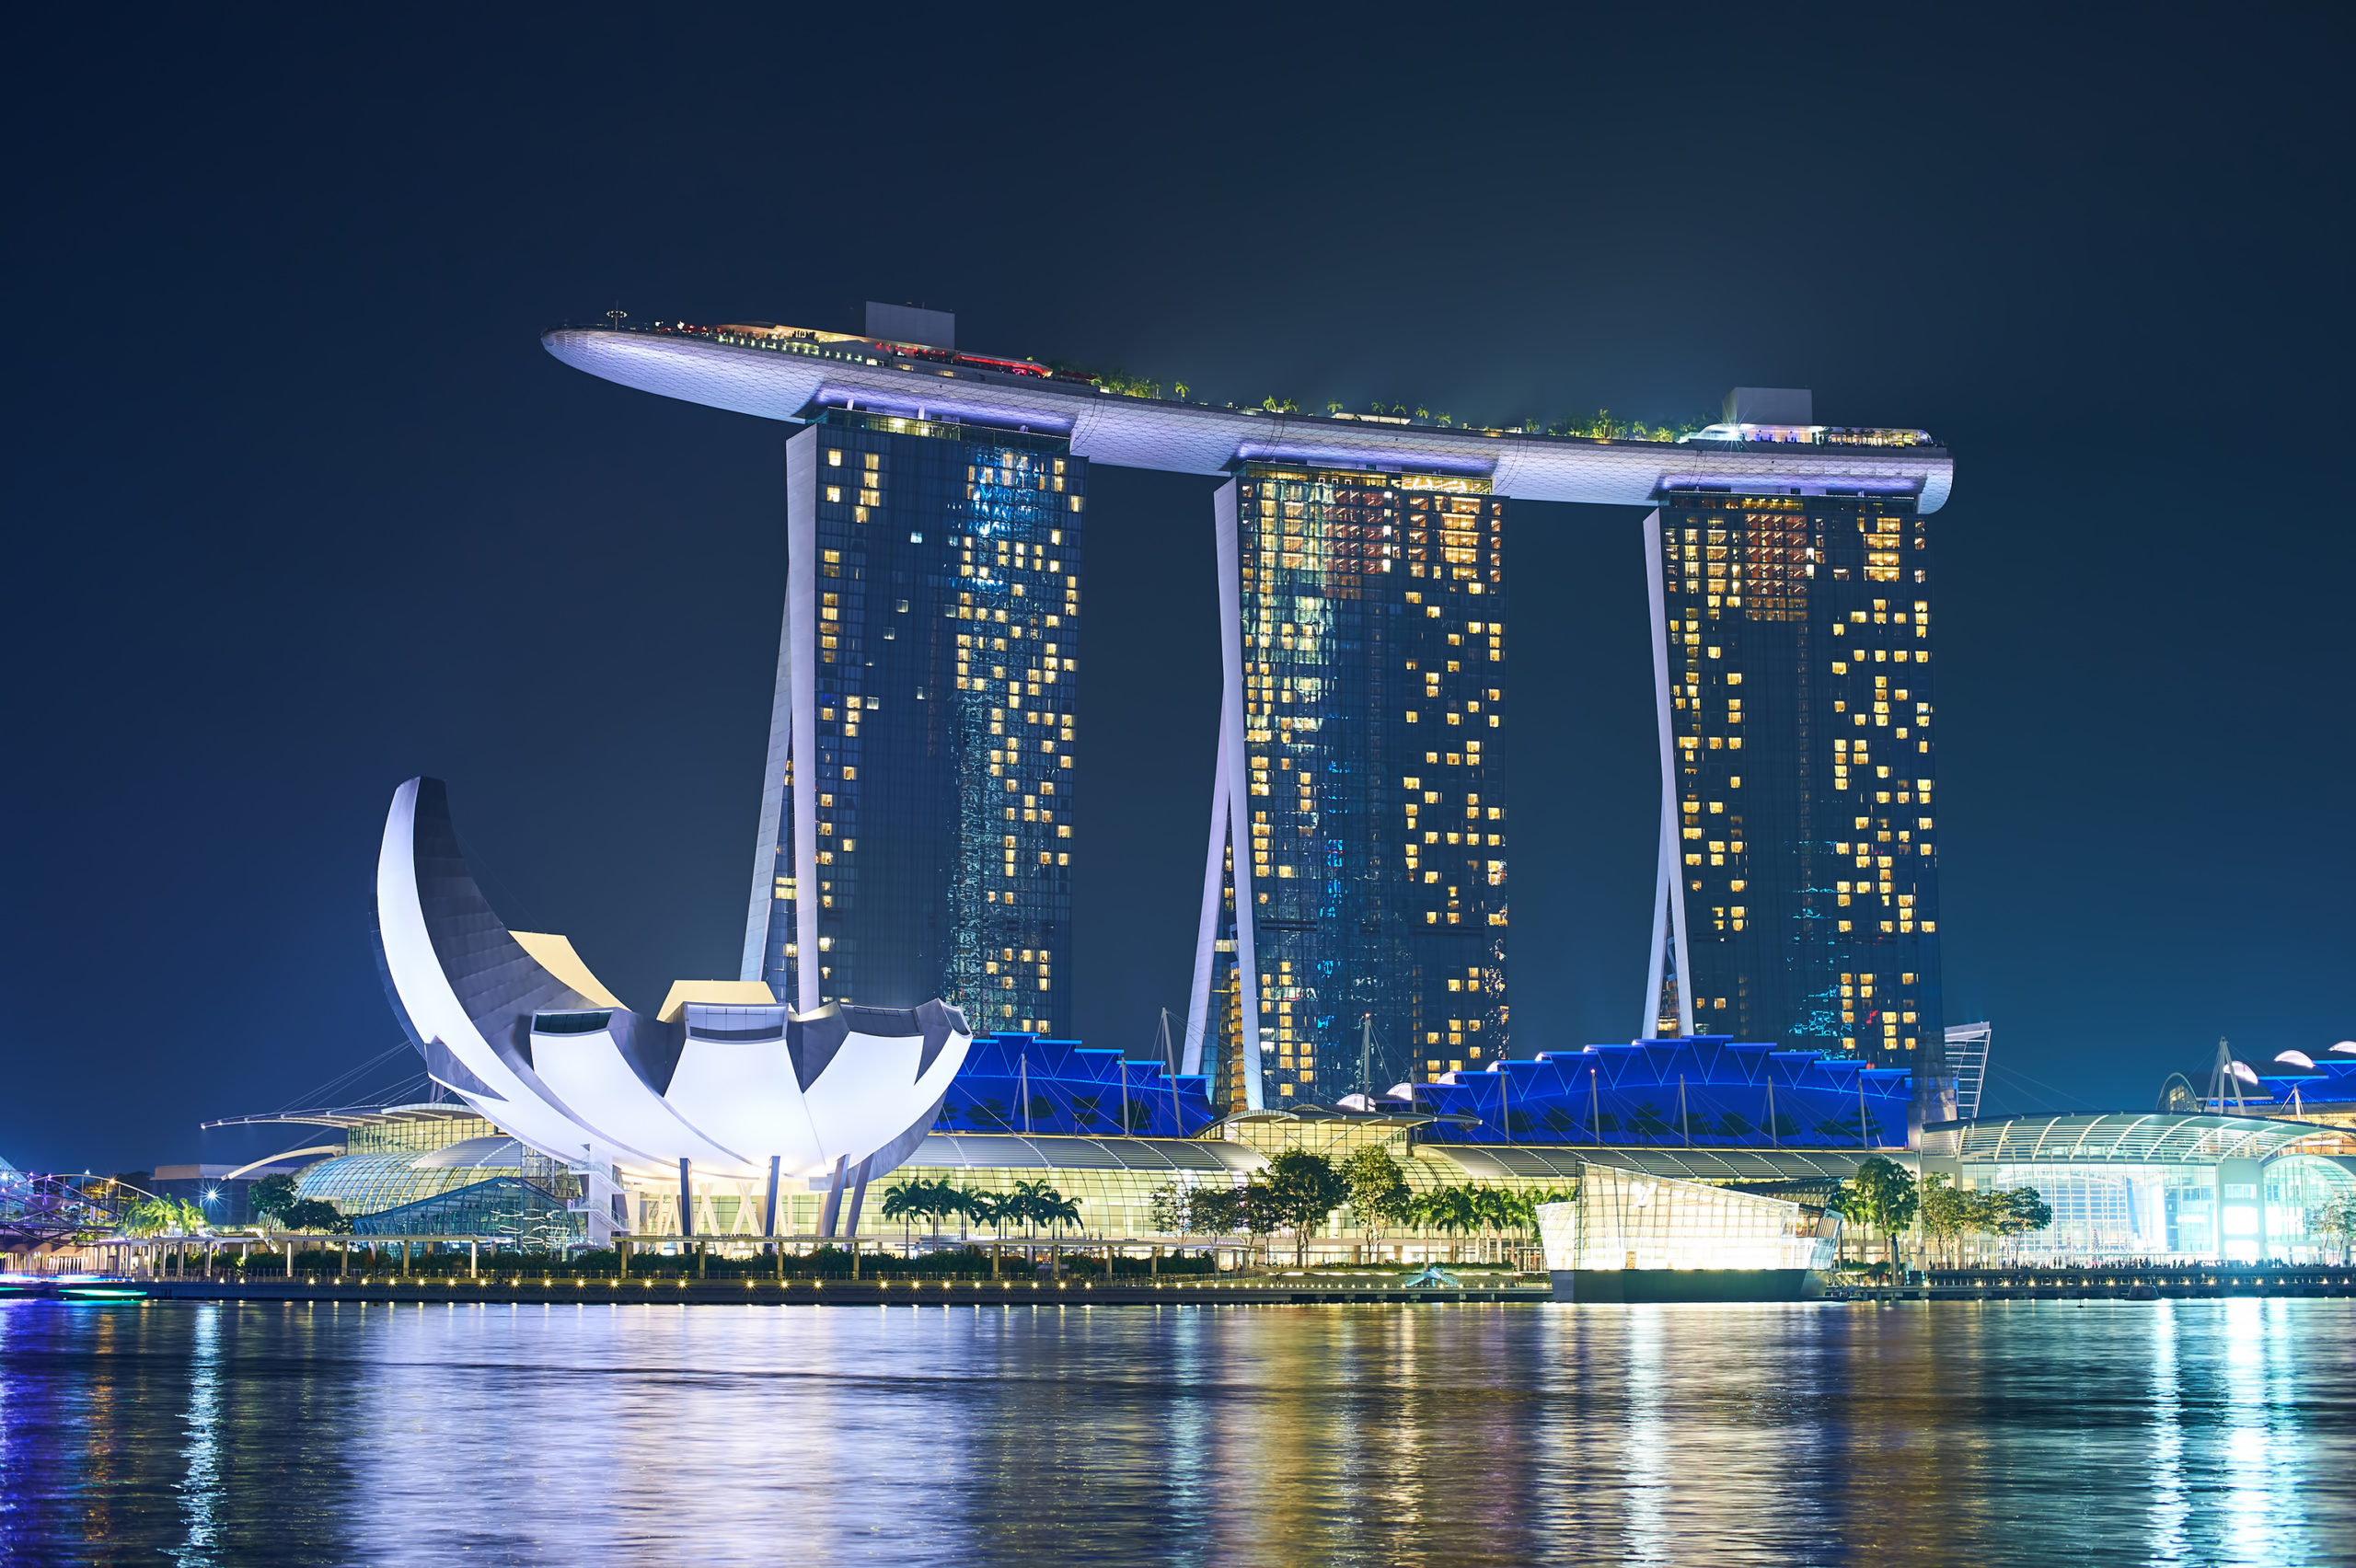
[758,410,1086,1034]
[1652,491,1946,1104]
[1537,1162,1837,1272]
[1208,464,1508,1107]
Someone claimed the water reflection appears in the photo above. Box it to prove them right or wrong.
[0,1298,2351,1565]
[2146,1302,2189,1561]
[172,1305,221,1566]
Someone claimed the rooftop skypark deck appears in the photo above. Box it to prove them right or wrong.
[542,317,1956,512]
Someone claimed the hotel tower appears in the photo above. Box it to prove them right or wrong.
[1644,388,1949,1117]
[735,308,1088,1032]
[1181,466,1509,1112]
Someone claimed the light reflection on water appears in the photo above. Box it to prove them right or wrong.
[2,1298,2351,1566]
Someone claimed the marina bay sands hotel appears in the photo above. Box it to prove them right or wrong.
[543,305,1957,1117]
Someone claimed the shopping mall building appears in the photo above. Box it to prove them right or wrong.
[219,1032,2356,1266]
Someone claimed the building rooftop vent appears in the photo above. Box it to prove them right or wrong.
[1725,386,1813,426]
[866,301,954,351]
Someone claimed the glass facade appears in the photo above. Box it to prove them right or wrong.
[352,1176,583,1245]
[1537,1163,1840,1273]
[755,409,1086,1032]
[295,1151,519,1216]
[1650,490,1944,1097]
[1207,464,1508,1109]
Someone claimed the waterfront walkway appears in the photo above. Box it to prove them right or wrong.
[1845,1266,2356,1302]
[37,1274,1552,1308]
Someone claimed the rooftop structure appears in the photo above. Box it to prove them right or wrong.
[1404,1035,1914,1150]
[933,1033,1217,1137]
[540,319,1954,509]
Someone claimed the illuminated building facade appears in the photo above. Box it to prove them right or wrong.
[1643,464,1946,1101]
[1184,464,1508,1112]
[546,324,1959,1116]
[740,409,1087,1034]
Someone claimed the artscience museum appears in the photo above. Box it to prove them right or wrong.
[375,776,974,1242]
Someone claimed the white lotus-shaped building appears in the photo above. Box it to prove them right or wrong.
[373,778,970,1235]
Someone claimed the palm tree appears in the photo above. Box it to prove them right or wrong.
[880,1179,926,1251]
[1038,1189,1081,1236]
[1006,1178,1056,1239]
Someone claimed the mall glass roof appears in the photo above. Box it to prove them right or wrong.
[1922,1113,2334,1164]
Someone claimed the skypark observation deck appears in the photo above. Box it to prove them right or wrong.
[541,320,1955,511]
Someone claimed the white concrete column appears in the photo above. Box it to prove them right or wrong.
[1641,508,1693,1038]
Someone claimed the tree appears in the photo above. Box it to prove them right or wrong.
[122,1196,204,1237]
[249,1174,298,1228]
[1234,1182,1285,1246]
[996,1178,1078,1239]
[881,1179,929,1249]
[1034,1187,1081,1237]
[1540,1106,1577,1140]
[2306,1193,2356,1263]
[1985,1187,2053,1251]
[278,1199,350,1234]
[1411,1185,1477,1242]
[1713,1112,1755,1141]
[1340,1146,1414,1240]
[1627,1102,1673,1140]
[1260,1151,1350,1267]
[943,1183,985,1239]
[1836,1156,1921,1271]
[1186,1185,1242,1237]
[1920,1173,1970,1268]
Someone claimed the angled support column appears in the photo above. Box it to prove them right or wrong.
[741,426,824,1009]
[1181,742,1230,1078]
[1182,478,1261,1108]
[1641,508,1694,1039]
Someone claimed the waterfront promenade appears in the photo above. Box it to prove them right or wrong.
[63,1273,1552,1308]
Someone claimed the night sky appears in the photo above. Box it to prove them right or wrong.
[6,10,2350,1174]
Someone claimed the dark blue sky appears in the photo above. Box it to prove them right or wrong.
[5,8,2350,1173]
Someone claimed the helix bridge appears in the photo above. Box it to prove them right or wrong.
[0,1171,155,1251]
